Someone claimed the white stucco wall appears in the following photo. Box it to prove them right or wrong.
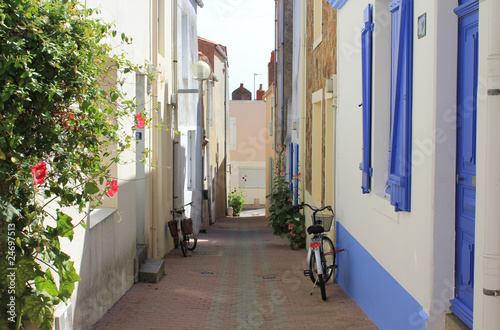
[336,1,458,327]
[174,0,202,232]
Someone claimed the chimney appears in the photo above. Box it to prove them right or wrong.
[268,51,275,88]
[256,84,265,101]
[232,83,252,100]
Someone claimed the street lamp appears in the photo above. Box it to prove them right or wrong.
[191,60,211,81]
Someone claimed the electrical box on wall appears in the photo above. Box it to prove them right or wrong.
[326,74,338,95]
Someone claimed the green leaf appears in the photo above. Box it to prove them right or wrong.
[84,182,100,194]
[56,212,74,241]
[15,258,37,298]
[35,275,59,297]
[0,196,20,221]
[24,295,54,330]
[58,261,80,300]
[1,92,10,102]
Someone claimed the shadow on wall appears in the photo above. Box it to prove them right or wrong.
[73,179,136,330]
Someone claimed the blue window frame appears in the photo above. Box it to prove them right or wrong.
[289,142,294,193]
[386,0,413,212]
[294,144,299,205]
[360,4,374,194]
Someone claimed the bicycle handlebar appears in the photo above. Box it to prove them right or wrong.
[170,201,194,215]
[294,202,333,214]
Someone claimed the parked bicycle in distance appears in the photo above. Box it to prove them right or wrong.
[169,202,197,257]
[295,202,343,301]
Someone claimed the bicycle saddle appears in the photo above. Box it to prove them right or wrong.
[307,224,324,235]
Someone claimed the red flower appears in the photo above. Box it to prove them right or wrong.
[301,233,305,238]
[288,224,294,230]
[31,162,47,185]
[136,113,146,129]
[106,180,119,197]
[291,232,296,237]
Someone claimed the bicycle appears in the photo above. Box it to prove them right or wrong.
[296,202,342,301]
[169,202,198,257]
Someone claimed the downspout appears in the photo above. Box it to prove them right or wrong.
[274,0,278,150]
[280,1,285,147]
[300,0,306,203]
[172,0,178,209]
[224,60,229,213]
[479,0,500,327]
[151,0,159,258]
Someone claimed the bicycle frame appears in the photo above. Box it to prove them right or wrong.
[310,237,323,277]
[170,202,196,257]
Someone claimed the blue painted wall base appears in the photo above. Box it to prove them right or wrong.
[336,222,428,329]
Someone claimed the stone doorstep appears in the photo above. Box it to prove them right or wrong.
[134,244,148,283]
[139,258,164,284]
[445,313,471,330]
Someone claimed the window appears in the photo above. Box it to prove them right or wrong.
[360,4,374,194]
[294,144,300,205]
[313,0,323,49]
[312,90,323,202]
[386,0,413,212]
[240,168,265,189]
[289,142,294,192]
[230,118,237,150]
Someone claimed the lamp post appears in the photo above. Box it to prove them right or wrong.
[190,60,211,230]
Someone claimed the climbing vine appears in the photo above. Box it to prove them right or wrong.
[0,0,147,328]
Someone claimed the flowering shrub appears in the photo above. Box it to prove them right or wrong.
[287,218,306,250]
[267,145,305,249]
[0,2,145,329]
[228,176,246,216]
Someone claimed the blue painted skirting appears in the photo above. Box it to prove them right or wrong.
[336,222,429,330]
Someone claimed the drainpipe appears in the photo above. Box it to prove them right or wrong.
[479,0,500,327]
[274,0,278,150]
[300,0,306,203]
[151,0,159,258]
[172,0,179,210]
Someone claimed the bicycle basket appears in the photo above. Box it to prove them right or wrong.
[313,214,334,232]
[167,220,178,237]
[181,218,194,235]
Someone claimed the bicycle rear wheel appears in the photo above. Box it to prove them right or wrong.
[319,273,327,301]
[321,237,335,283]
[186,233,197,251]
[308,237,335,284]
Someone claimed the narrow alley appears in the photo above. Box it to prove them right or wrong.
[91,215,376,329]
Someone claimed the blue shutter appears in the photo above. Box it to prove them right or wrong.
[360,4,374,194]
[289,142,294,193]
[294,144,299,205]
[387,0,413,212]
[327,0,349,9]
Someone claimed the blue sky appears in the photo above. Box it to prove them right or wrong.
[198,0,275,99]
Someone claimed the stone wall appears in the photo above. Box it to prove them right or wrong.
[304,1,337,202]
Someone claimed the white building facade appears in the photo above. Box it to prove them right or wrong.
[331,0,500,329]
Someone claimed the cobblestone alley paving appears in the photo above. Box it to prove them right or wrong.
[92,215,377,329]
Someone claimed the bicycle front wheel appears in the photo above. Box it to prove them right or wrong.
[180,235,187,257]
[186,233,197,251]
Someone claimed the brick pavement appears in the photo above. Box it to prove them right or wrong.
[91,216,377,329]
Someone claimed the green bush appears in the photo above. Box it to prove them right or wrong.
[228,176,246,216]
[267,145,305,249]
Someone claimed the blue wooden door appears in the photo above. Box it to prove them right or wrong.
[450,2,478,328]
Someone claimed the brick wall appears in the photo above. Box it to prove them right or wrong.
[304,1,337,203]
